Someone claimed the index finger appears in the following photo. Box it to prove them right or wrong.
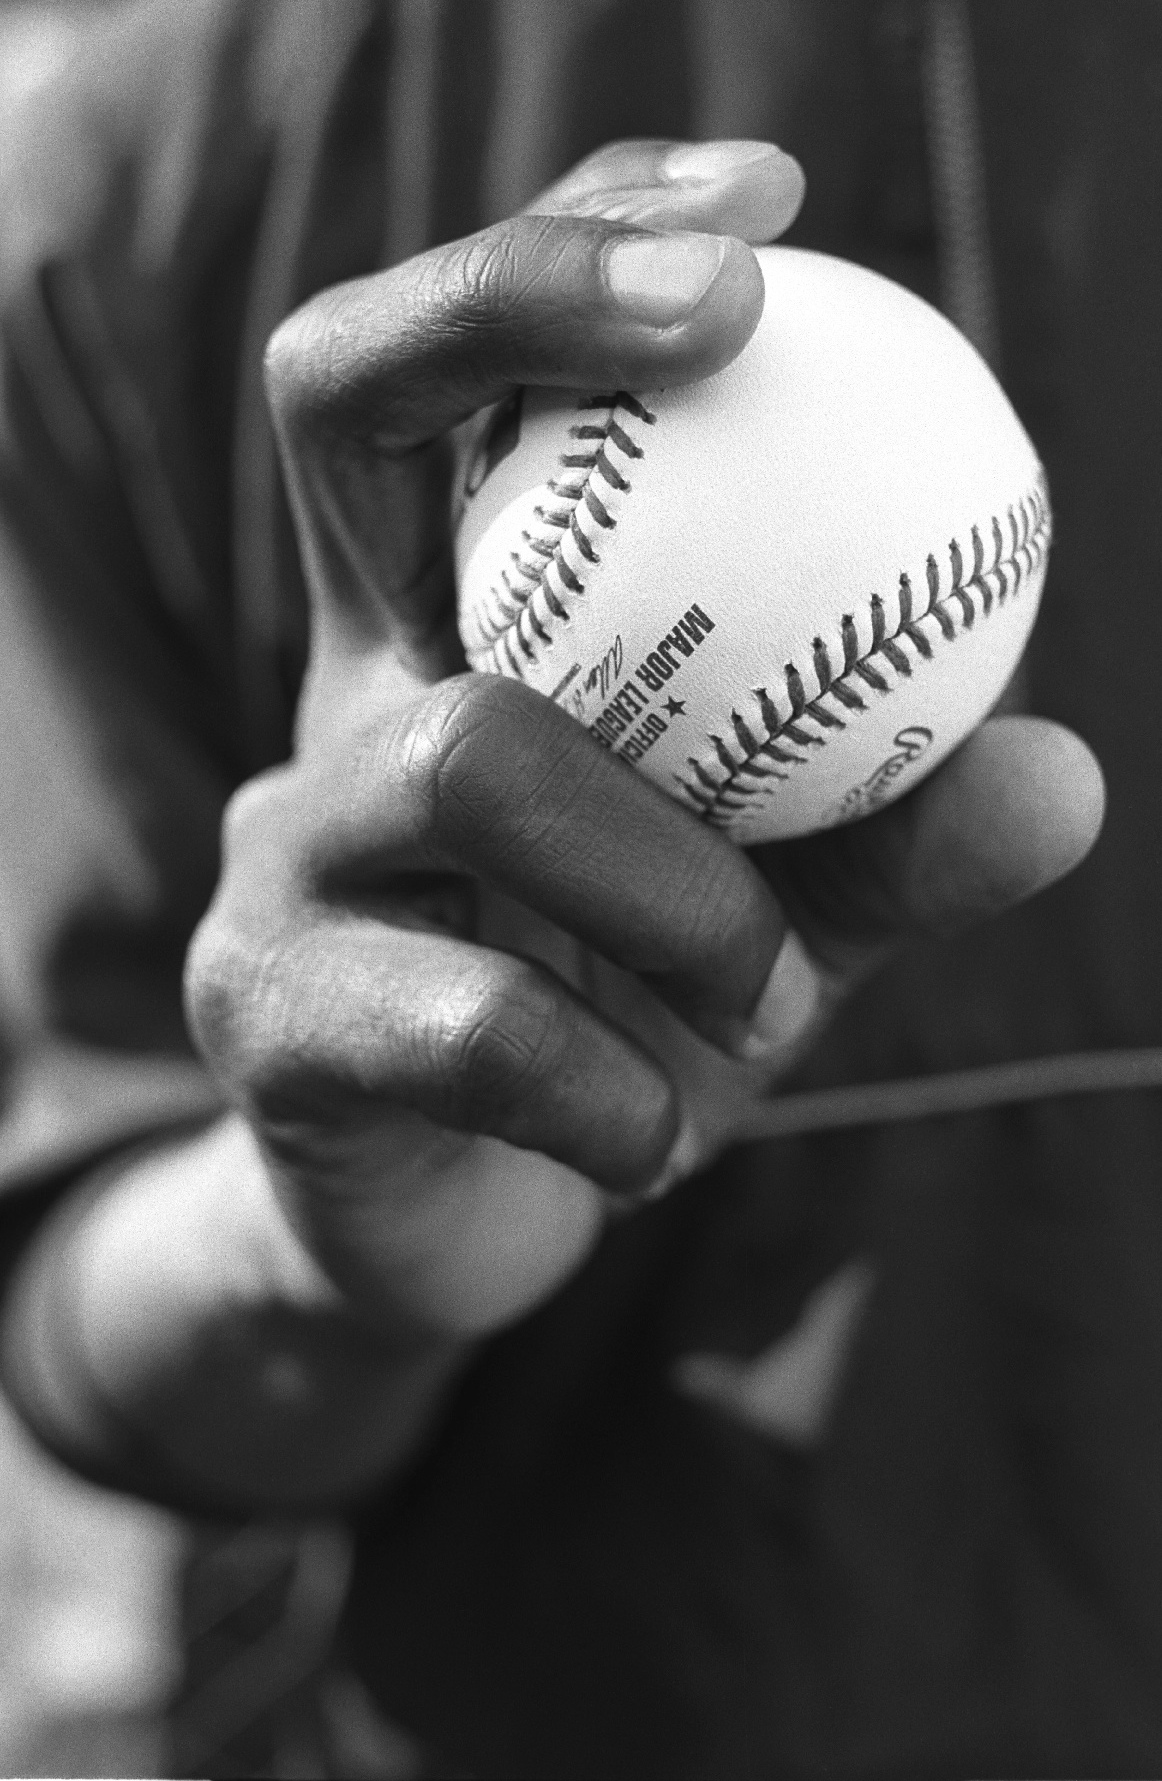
[299,674,787,1046]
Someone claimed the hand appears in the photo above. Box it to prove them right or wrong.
[185,139,1104,1349]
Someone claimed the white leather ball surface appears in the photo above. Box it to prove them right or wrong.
[454,247,1050,843]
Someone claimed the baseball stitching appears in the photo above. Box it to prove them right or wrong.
[465,391,655,674]
[679,478,1051,827]
[465,390,1051,828]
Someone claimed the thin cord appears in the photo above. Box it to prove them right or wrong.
[729,1049,1162,1143]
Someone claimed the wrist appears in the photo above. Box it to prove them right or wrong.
[1,1116,466,1512]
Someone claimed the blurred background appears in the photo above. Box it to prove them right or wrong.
[0,12,185,1767]
[0,16,404,1781]
[0,1389,182,1776]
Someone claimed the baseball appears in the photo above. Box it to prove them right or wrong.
[454,247,1050,843]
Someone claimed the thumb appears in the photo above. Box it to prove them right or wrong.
[267,211,764,748]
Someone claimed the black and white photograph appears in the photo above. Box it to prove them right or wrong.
[0,2,1158,1776]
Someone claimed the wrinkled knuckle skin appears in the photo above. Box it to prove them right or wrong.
[443,215,591,345]
[437,960,561,1135]
[449,227,527,325]
[429,671,520,766]
[398,674,527,853]
[263,288,358,444]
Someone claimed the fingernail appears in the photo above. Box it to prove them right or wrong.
[662,139,792,183]
[634,1120,704,1205]
[604,231,727,326]
[732,930,839,1066]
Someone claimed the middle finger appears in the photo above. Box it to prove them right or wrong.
[300,673,787,1044]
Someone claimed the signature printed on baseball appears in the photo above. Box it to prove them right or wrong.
[583,604,718,750]
[582,637,624,707]
[826,726,934,823]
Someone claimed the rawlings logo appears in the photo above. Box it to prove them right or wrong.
[825,726,934,824]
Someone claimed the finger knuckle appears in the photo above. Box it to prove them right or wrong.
[183,914,260,1073]
[436,958,562,1131]
[185,915,318,1121]
[263,289,352,438]
[215,769,313,912]
[187,774,305,1075]
[450,226,526,321]
[262,305,316,424]
[396,674,525,849]
[219,770,283,862]
[443,215,583,340]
